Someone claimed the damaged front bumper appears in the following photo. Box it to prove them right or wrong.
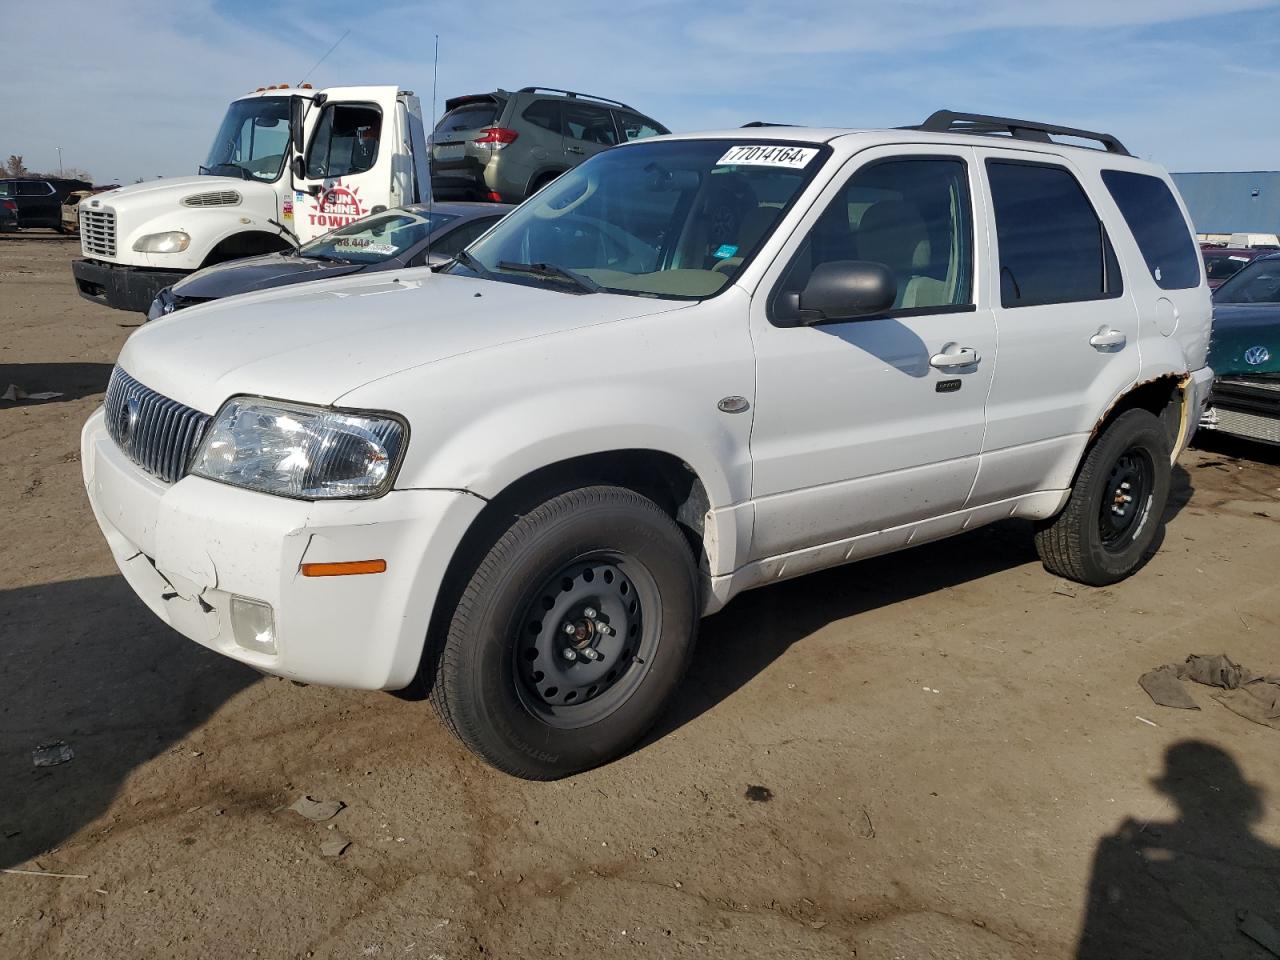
[81,408,485,690]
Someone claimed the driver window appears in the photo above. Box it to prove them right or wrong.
[775,156,973,317]
[306,104,383,179]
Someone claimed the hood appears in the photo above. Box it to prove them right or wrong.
[118,271,689,413]
[1208,303,1280,375]
[91,175,272,204]
[172,252,366,299]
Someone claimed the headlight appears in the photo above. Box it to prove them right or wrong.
[191,398,406,499]
[146,287,176,322]
[133,230,191,253]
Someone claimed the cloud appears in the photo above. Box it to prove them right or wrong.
[4,0,1280,178]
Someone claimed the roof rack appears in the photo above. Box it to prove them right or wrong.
[516,86,633,110]
[914,110,1130,156]
[740,121,796,128]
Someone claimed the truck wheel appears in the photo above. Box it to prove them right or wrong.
[428,485,698,779]
[1035,409,1171,586]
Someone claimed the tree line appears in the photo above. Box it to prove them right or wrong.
[4,154,93,182]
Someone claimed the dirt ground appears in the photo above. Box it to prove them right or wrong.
[2,235,1279,960]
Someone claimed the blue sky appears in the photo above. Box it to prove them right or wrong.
[7,0,1280,182]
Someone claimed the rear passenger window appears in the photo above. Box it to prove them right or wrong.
[562,103,619,146]
[1100,170,1200,290]
[987,160,1122,308]
[522,100,562,134]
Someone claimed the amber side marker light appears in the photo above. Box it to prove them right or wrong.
[301,559,387,577]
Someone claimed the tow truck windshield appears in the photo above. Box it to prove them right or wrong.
[202,97,291,182]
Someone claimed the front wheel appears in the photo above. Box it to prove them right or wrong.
[1035,408,1171,586]
[426,485,698,779]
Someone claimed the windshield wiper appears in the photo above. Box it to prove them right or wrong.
[497,260,601,294]
[452,249,495,279]
[300,252,351,264]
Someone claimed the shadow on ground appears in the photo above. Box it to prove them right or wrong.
[1076,740,1280,959]
[0,576,257,870]
[0,362,113,404]
[657,464,1195,744]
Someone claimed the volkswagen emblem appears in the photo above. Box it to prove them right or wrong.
[1244,345,1271,366]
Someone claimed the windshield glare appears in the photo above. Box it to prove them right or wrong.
[204,98,291,182]
[452,139,825,299]
[1214,257,1280,303]
[301,210,457,264]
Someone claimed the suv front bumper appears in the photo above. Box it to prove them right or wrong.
[82,408,485,690]
[72,258,186,313]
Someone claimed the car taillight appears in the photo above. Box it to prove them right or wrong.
[1,199,16,212]
[473,127,519,149]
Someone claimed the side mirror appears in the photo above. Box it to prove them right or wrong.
[782,260,897,324]
[290,96,306,156]
[291,155,306,182]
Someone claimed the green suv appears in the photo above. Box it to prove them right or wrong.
[429,86,669,203]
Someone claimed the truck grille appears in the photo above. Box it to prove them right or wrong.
[81,208,116,257]
[104,367,211,484]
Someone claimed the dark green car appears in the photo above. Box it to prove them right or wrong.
[1202,252,1280,445]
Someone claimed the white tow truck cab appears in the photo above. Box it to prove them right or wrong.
[72,84,430,312]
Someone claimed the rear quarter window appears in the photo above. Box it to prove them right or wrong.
[1101,170,1201,290]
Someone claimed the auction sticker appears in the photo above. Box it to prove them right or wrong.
[717,145,818,169]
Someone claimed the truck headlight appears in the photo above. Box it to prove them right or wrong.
[133,231,191,253]
[191,398,406,499]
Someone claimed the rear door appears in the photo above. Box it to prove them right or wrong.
[560,100,619,167]
[16,181,57,226]
[431,95,505,172]
[969,150,1140,505]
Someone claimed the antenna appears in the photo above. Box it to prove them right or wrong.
[298,28,350,87]
[425,34,439,264]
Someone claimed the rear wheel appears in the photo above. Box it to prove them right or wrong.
[1035,409,1171,586]
[427,485,698,779]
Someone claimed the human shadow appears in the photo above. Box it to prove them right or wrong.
[1076,741,1280,959]
[0,576,257,870]
[0,362,114,404]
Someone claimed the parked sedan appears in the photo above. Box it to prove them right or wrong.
[147,201,512,320]
[1201,251,1280,445]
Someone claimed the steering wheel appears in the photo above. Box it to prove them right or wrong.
[532,167,599,219]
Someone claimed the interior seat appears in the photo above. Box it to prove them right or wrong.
[856,199,946,308]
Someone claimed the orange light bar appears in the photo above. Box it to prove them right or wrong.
[301,559,387,577]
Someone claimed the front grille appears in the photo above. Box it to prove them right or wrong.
[1210,407,1280,445]
[104,367,211,484]
[183,190,241,207]
[81,207,116,257]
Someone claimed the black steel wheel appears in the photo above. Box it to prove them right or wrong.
[425,485,698,779]
[1036,408,1171,586]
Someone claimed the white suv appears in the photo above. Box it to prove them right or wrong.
[83,111,1214,779]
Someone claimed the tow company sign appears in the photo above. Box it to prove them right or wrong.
[299,179,367,229]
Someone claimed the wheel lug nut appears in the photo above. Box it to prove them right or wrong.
[563,623,576,636]
[597,624,613,636]
[562,648,578,662]
[582,648,601,661]
[583,606,598,620]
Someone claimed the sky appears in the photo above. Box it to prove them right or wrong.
[6,0,1280,183]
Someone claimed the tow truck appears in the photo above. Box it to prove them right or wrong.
[72,84,430,313]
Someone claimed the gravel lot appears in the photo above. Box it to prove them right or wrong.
[3,235,1279,959]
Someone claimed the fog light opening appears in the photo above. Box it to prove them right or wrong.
[230,596,277,655]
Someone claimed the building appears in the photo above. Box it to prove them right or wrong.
[1171,171,1280,243]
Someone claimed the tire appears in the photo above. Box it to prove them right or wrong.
[427,485,699,779]
[1035,408,1171,586]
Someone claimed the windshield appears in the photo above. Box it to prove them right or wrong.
[449,139,827,299]
[203,97,291,182]
[1214,257,1280,303]
[301,210,458,264]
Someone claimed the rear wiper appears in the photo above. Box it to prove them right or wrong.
[497,260,601,294]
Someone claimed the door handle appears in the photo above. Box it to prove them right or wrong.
[929,345,980,369]
[566,145,585,155]
[1089,327,1127,350]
